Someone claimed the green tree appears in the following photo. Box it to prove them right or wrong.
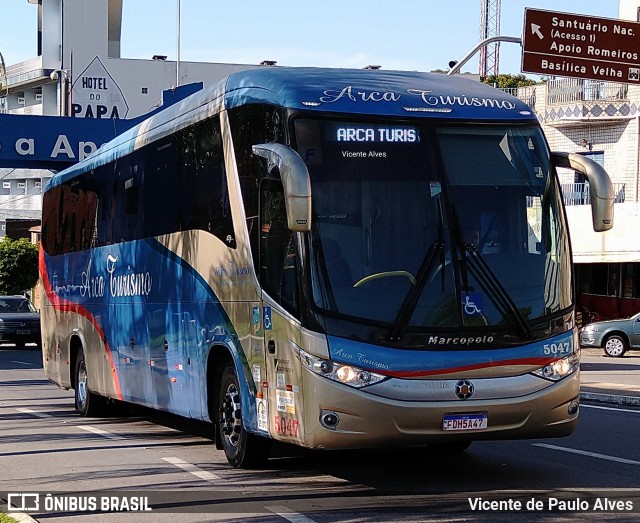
[481,74,537,89]
[0,238,39,295]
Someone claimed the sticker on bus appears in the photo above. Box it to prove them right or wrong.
[257,398,268,432]
[442,413,488,431]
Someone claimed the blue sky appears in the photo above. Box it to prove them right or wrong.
[1,0,619,75]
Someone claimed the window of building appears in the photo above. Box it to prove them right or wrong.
[2,182,10,189]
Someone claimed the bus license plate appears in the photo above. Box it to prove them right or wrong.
[16,329,31,335]
[442,413,487,431]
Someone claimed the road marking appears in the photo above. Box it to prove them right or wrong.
[582,381,640,392]
[581,404,640,414]
[16,408,53,418]
[11,360,32,366]
[534,443,640,466]
[162,457,222,481]
[266,506,318,523]
[77,425,125,440]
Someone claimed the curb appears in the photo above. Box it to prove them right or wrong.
[580,391,640,407]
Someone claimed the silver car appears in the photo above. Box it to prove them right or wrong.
[580,311,640,357]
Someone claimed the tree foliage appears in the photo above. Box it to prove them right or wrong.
[481,74,537,89]
[0,238,39,295]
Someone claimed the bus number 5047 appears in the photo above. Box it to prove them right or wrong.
[274,416,299,437]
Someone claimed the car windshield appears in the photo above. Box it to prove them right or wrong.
[295,119,572,333]
[0,298,36,313]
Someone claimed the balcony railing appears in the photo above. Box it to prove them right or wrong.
[499,86,537,111]
[560,182,626,206]
[546,78,628,105]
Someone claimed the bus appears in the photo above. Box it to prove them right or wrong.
[39,67,614,468]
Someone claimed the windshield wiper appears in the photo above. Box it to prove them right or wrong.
[464,245,534,340]
[448,205,532,340]
[387,241,443,342]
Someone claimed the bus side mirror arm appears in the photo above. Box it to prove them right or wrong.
[252,143,312,232]
[551,151,614,232]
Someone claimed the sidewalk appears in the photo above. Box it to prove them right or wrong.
[579,348,640,407]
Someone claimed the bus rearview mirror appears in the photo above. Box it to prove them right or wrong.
[551,152,614,232]
[252,143,312,232]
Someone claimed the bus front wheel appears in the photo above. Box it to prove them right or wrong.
[74,348,107,417]
[218,362,270,468]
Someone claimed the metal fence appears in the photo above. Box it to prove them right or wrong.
[500,86,537,111]
[546,78,628,105]
[560,182,626,206]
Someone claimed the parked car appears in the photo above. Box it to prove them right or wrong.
[580,311,640,357]
[0,295,41,349]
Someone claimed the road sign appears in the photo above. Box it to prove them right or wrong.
[522,8,640,83]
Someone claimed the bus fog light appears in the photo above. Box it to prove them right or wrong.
[321,411,340,428]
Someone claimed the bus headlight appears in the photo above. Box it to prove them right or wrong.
[531,351,580,381]
[297,347,386,388]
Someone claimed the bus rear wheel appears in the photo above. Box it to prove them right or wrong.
[74,348,107,417]
[218,362,270,468]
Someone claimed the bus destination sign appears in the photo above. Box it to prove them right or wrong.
[522,8,640,84]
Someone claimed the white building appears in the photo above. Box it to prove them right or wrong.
[3,0,264,119]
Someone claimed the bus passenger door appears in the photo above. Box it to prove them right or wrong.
[259,180,305,444]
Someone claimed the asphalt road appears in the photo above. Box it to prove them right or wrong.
[0,346,639,522]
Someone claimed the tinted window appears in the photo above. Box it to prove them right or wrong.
[228,104,286,273]
[42,116,234,255]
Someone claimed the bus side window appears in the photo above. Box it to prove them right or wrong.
[260,179,299,317]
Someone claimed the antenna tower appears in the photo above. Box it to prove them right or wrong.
[479,0,501,77]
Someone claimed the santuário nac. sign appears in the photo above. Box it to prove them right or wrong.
[522,8,640,83]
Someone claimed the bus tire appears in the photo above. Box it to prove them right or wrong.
[218,362,270,468]
[74,348,107,417]
[603,335,627,357]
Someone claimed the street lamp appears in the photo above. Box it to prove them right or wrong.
[50,69,71,116]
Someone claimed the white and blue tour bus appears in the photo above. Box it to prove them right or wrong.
[39,67,614,467]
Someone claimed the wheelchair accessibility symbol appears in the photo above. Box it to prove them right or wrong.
[462,292,483,317]
[263,307,273,330]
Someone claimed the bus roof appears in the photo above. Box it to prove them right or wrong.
[47,67,536,189]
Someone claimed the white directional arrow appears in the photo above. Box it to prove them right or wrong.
[531,23,544,40]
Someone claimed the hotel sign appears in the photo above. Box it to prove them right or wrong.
[522,8,640,83]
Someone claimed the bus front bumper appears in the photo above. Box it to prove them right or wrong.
[300,369,580,450]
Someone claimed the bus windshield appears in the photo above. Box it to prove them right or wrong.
[294,119,572,332]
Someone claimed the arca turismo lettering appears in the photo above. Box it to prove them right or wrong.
[406,89,516,110]
[356,352,390,370]
[316,86,517,110]
[80,255,152,298]
[107,255,152,297]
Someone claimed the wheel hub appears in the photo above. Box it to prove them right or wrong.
[220,383,242,447]
[77,362,88,406]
